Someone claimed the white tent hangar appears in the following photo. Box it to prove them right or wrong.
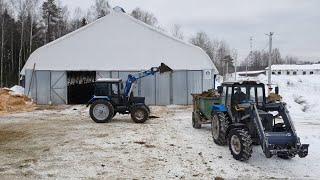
[22,10,218,105]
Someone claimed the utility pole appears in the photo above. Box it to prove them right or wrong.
[267,32,274,86]
[246,37,253,78]
[234,55,237,81]
[223,55,233,81]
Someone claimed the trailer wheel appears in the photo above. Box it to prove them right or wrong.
[228,128,253,161]
[131,106,149,123]
[90,100,114,123]
[192,112,201,129]
[211,112,229,146]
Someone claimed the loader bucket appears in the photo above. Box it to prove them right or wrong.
[159,63,173,74]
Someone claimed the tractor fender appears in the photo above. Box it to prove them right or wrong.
[87,96,111,107]
[212,105,228,113]
[130,103,150,112]
[226,123,248,136]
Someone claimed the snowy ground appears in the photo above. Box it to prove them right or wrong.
[0,104,319,179]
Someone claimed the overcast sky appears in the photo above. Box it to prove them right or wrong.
[62,0,320,62]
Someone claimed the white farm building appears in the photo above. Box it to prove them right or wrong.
[21,10,218,105]
[266,64,320,76]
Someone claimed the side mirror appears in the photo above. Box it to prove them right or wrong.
[275,87,279,94]
[217,86,223,94]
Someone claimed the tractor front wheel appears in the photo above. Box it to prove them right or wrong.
[131,106,149,123]
[90,100,114,123]
[228,128,253,161]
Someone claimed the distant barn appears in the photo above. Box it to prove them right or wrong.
[266,64,320,76]
[21,9,218,105]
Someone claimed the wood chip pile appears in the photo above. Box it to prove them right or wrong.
[0,88,34,115]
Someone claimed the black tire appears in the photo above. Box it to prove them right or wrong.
[211,112,230,146]
[89,100,114,123]
[131,106,149,123]
[228,128,253,161]
[192,112,201,129]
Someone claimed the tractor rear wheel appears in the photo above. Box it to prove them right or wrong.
[90,100,114,123]
[211,112,229,146]
[228,128,253,161]
[131,106,149,123]
[192,112,201,129]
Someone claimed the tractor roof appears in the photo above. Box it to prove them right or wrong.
[96,78,122,83]
[222,80,264,86]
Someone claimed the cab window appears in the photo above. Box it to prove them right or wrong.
[111,84,119,95]
[256,87,264,105]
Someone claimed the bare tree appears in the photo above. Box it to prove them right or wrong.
[0,0,6,87]
[131,7,158,26]
[171,24,184,40]
[27,0,39,55]
[91,0,110,19]
[11,0,29,84]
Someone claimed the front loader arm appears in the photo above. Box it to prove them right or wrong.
[124,63,172,98]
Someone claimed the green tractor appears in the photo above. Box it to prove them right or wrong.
[210,81,308,161]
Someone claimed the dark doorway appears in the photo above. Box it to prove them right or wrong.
[67,71,96,104]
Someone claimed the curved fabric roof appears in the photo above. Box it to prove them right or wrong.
[22,10,217,74]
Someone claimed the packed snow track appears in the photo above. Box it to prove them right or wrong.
[0,105,319,179]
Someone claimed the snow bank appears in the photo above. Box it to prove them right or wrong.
[10,85,25,96]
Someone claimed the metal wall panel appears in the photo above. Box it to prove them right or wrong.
[140,75,156,105]
[36,71,51,105]
[155,73,170,105]
[187,71,203,105]
[51,71,67,104]
[24,69,33,97]
[172,71,188,105]
[96,71,111,79]
[203,70,214,92]
[111,71,119,78]
[26,70,215,105]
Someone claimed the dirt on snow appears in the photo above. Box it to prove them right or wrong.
[0,105,318,179]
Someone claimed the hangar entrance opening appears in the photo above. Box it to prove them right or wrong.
[67,71,96,104]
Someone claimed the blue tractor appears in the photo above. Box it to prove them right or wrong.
[87,63,172,123]
[211,81,309,161]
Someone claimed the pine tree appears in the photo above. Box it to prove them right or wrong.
[42,0,61,43]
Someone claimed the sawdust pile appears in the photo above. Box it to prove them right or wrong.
[0,88,35,115]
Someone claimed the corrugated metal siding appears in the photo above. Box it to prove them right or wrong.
[111,71,119,78]
[203,70,214,92]
[140,75,156,105]
[96,71,111,79]
[187,71,203,105]
[36,71,51,104]
[51,71,67,104]
[172,71,188,105]
[155,72,171,105]
[26,69,215,105]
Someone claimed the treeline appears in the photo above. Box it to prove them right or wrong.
[0,0,110,87]
[0,0,302,87]
[237,49,301,71]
